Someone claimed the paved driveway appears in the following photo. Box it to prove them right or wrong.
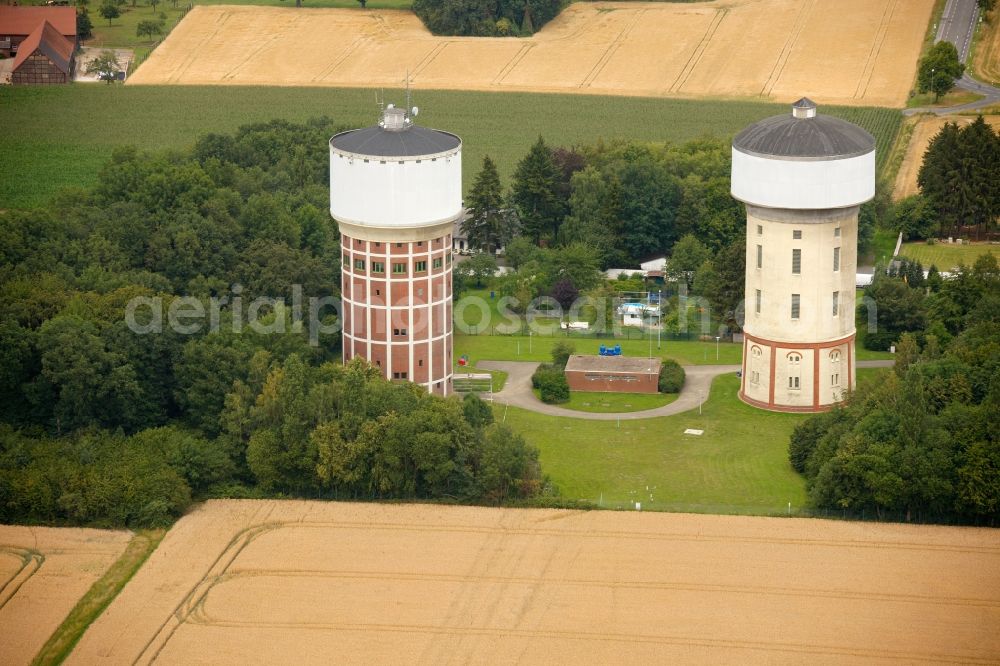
[478,360,894,421]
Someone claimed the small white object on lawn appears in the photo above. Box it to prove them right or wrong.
[684,428,704,436]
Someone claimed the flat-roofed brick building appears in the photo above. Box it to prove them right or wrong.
[564,355,661,394]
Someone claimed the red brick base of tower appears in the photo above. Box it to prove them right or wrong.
[339,227,453,396]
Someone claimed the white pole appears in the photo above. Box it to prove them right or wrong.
[657,289,661,350]
[715,336,720,361]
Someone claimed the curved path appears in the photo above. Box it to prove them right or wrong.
[478,360,894,421]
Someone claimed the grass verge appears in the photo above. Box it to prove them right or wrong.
[31,529,166,666]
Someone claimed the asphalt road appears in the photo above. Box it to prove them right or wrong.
[477,360,895,421]
[937,0,981,62]
[904,0,1000,116]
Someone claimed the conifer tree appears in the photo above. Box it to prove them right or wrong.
[511,136,564,244]
[462,156,512,254]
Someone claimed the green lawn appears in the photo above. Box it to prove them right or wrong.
[87,3,190,50]
[454,365,508,393]
[898,241,1000,271]
[505,374,809,514]
[502,368,889,515]
[0,86,901,209]
[456,333,742,366]
[535,389,678,413]
[457,332,892,366]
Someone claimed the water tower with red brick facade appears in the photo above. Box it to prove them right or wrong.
[330,106,461,395]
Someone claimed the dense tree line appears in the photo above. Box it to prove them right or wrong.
[413,0,564,36]
[0,119,545,527]
[917,116,1000,240]
[860,254,996,351]
[793,256,999,523]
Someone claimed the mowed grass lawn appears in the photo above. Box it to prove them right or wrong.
[505,368,890,514]
[456,332,893,366]
[0,86,900,209]
[457,332,743,366]
[536,389,678,413]
[898,241,1000,270]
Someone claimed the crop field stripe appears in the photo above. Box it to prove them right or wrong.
[855,0,899,99]
[0,548,43,611]
[670,9,726,94]
[580,7,645,89]
[166,620,998,664]
[411,41,450,78]
[144,517,1000,665]
[214,569,1000,609]
[760,0,815,97]
[493,43,534,85]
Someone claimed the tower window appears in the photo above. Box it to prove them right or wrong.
[792,249,801,274]
[393,263,406,274]
[371,261,385,273]
[793,230,802,239]
[393,328,408,336]
[791,294,800,319]
[833,247,841,272]
[418,359,424,367]
[755,289,761,314]
[756,244,762,269]
[832,291,839,316]
[756,224,762,235]
[433,257,443,269]
[831,373,840,386]
[834,227,841,238]
[414,260,427,272]
[417,241,424,247]
[396,243,403,248]
[788,353,801,390]
[354,259,365,271]
[356,239,362,246]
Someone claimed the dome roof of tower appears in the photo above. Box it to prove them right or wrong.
[330,125,461,158]
[732,100,875,161]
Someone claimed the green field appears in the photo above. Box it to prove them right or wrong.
[534,389,678,413]
[0,86,901,209]
[505,368,889,514]
[898,241,1000,270]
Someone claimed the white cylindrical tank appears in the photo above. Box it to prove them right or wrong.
[329,109,462,228]
[330,107,461,396]
[732,98,875,413]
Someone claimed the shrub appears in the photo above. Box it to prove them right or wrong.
[532,364,569,404]
[551,340,575,368]
[658,359,685,393]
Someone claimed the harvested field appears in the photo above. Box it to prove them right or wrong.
[70,500,1000,664]
[0,526,132,666]
[129,0,934,107]
[893,114,1000,199]
[973,9,1000,86]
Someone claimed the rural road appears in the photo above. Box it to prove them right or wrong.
[904,0,1000,116]
[477,360,895,421]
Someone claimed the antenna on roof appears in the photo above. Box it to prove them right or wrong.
[404,70,412,119]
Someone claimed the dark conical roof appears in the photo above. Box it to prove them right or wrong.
[330,125,461,157]
[732,102,874,160]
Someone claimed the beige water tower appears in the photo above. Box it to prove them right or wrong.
[731,98,875,412]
